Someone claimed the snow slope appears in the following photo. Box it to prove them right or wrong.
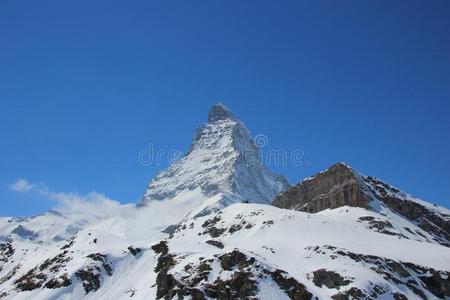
[1,203,449,299]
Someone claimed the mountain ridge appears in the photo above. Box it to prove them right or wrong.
[273,162,450,247]
[0,103,449,300]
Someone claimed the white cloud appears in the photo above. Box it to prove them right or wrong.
[47,191,121,218]
[10,179,35,192]
[9,178,121,219]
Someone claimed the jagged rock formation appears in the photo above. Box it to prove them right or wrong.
[273,163,369,212]
[141,103,290,216]
[273,162,450,247]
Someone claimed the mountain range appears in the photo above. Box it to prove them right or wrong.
[0,103,449,300]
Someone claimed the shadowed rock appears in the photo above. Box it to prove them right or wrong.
[273,163,369,213]
[312,269,351,289]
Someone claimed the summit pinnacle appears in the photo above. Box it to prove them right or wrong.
[207,102,235,122]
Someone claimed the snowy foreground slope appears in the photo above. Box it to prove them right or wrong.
[0,202,449,300]
[1,104,449,299]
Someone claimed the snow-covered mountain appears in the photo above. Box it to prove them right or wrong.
[141,103,290,217]
[0,104,449,300]
[0,210,94,244]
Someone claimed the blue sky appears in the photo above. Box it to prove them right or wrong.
[1,0,450,216]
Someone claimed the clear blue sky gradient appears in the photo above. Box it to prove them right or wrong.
[1,0,450,216]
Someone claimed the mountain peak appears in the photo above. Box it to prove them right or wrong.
[208,102,235,122]
[141,102,290,216]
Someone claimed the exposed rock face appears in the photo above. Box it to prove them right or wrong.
[273,163,369,213]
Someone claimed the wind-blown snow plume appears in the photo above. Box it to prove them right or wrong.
[9,178,120,218]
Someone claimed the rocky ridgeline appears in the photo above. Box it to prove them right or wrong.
[363,176,450,246]
[273,162,450,247]
[273,163,369,212]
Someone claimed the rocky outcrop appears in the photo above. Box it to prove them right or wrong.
[269,269,312,300]
[312,269,351,289]
[75,268,101,294]
[127,246,142,256]
[75,253,113,294]
[273,163,369,213]
[0,243,14,263]
[205,240,224,249]
[151,241,313,300]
